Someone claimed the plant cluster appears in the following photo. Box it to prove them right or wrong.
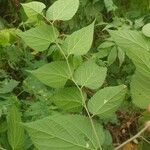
[0,0,150,150]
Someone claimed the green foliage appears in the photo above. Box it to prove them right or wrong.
[0,29,18,45]
[7,105,25,150]
[142,23,150,38]
[46,0,79,21]
[17,24,59,52]
[88,85,127,118]
[109,29,150,108]
[0,0,150,149]
[0,79,19,94]
[23,114,105,150]
[51,87,84,112]
[104,0,117,12]
[74,61,107,89]
[31,61,72,88]
[21,1,46,23]
[63,22,94,55]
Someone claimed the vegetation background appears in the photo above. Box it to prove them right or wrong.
[0,0,150,150]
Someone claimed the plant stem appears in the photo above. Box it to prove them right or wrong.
[72,79,102,150]
[51,23,102,150]
[115,122,150,150]
[140,136,150,145]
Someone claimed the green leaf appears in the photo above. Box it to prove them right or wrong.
[142,23,150,38]
[46,0,79,21]
[104,0,117,12]
[88,85,127,117]
[24,114,105,150]
[72,55,83,69]
[95,48,111,59]
[74,61,107,89]
[109,29,150,109]
[109,30,150,52]
[17,24,59,52]
[51,87,84,112]
[7,105,25,150]
[31,61,72,88]
[107,46,117,66]
[117,47,125,67]
[21,1,46,22]
[63,22,94,55]
[0,79,19,94]
[0,29,10,45]
[139,111,150,125]
[0,29,17,45]
[109,29,150,73]
[98,41,115,49]
[131,72,150,109]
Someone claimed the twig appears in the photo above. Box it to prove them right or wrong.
[140,136,150,145]
[115,122,150,150]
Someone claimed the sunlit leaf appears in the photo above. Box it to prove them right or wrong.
[7,105,25,150]
[18,24,59,52]
[31,61,72,88]
[24,114,105,150]
[74,61,107,89]
[88,85,127,117]
[142,23,150,38]
[21,1,46,22]
[51,87,84,112]
[46,0,79,21]
[63,22,94,55]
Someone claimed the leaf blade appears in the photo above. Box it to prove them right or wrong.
[46,0,79,21]
[7,105,25,150]
[74,61,107,89]
[17,24,59,52]
[21,1,46,22]
[23,114,105,150]
[51,87,84,112]
[88,85,127,117]
[63,22,94,55]
[31,61,72,88]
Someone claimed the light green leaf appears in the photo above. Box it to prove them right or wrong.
[142,23,150,38]
[74,61,107,89]
[24,114,105,150]
[17,24,59,52]
[72,55,83,69]
[110,29,150,109]
[0,29,10,45]
[95,48,111,59]
[104,0,117,12]
[131,72,150,109]
[117,47,125,67]
[46,0,79,21]
[109,30,150,52]
[109,29,150,73]
[7,105,25,150]
[0,79,19,94]
[88,85,127,117]
[31,61,72,88]
[107,46,117,66]
[21,1,46,22]
[51,87,84,112]
[98,41,115,49]
[0,29,17,45]
[63,22,94,55]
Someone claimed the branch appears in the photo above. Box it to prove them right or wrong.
[115,122,150,150]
